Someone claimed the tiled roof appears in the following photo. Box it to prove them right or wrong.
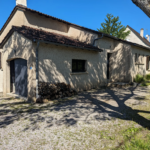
[1,5,150,51]
[127,25,150,47]
[0,25,102,52]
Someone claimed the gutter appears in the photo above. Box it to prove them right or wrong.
[93,34,104,46]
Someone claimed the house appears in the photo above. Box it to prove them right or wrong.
[0,0,150,102]
[126,25,150,48]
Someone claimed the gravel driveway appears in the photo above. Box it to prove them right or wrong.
[0,86,149,150]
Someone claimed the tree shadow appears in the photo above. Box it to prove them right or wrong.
[0,86,150,132]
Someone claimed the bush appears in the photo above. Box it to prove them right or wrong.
[134,74,145,83]
[145,74,150,80]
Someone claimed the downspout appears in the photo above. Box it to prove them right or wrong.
[35,40,40,99]
[93,34,104,46]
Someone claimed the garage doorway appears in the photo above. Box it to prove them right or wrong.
[10,59,27,97]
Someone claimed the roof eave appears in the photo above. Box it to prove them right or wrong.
[32,39,103,52]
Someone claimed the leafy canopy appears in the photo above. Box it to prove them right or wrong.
[97,14,130,40]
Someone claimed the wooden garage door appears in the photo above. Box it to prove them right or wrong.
[14,59,27,97]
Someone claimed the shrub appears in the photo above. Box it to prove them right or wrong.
[134,74,145,83]
[145,74,150,80]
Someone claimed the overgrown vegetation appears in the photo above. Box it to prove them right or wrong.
[145,74,150,80]
[134,74,150,86]
[134,74,145,83]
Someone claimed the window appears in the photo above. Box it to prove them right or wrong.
[72,59,86,72]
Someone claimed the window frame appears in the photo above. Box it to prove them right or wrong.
[72,59,86,73]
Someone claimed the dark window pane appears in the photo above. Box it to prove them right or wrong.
[72,59,86,72]
[78,61,83,71]
[72,61,77,72]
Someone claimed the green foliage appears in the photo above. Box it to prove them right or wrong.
[141,82,150,86]
[97,14,130,40]
[134,74,145,83]
[145,74,150,80]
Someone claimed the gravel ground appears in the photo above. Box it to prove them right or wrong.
[0,86,149,150]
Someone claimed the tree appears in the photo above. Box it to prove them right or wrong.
[97,14,130,40]
[132,0,150,18]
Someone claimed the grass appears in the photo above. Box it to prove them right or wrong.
[134,74,150,86]
[134,74,145,83]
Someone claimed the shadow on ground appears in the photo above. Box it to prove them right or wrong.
[0,86,150,131]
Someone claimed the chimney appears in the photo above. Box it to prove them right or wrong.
[140,28,144,38]
[16,0,27,6]
[147,35,150,42]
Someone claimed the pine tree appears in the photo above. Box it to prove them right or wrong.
[97,14,130,40]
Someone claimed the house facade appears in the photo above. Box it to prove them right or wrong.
[0,0,150,102]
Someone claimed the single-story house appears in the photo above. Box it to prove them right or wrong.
[0,0,150,102]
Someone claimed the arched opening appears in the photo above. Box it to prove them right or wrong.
[10,58,27,97]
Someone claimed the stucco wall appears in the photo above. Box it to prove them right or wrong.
[38,43,107,91]
[2,32,36,101]
[68,26,98,44]
[0,9,24,43]
[130,46,150,80]
[24,11,69,36]
[109,42,132,82]
[125,27,149,48]
[0,70,3,92]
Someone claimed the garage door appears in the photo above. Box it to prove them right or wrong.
[15,59,27,97]
[10,59,27,97]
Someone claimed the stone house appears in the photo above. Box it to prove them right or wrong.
[0,0,150,101]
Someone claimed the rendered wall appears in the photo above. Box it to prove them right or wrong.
[2,32,36,101]
[68,26,98,44]
[0,9,25,43]
[24,11,98,44]
[109,42,132,82]
[130,45,150,80]
[38,43,107,91]
[125,27,149,48]
[0,70,3,93]
[24,11,69,36]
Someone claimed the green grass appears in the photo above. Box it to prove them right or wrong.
[134,74,150,86]
[118,128,150,150]
[141,82,150,86]
[134,74,145,83]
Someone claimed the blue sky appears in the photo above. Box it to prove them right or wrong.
[0,0,150,37]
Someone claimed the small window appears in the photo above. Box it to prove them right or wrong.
[72,59,86,72]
